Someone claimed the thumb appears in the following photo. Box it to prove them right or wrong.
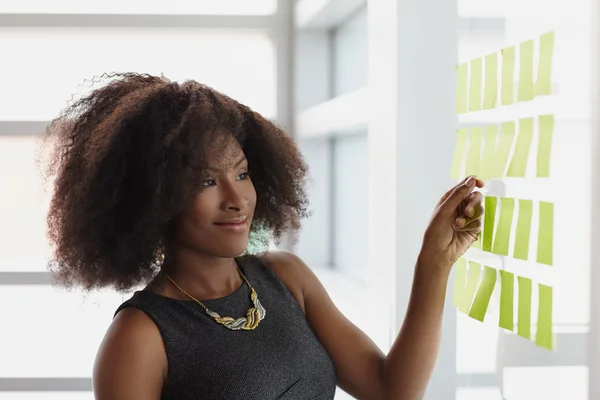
[439,176,476,217]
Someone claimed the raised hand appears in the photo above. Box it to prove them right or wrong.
[420,176,485,270]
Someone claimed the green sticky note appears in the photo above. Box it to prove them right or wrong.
[507,118,534,177]
[459,262,482,314]
[450,128,469,178]
[483,53,498,109]
[469,58,483,112]
[517,276,532,339]
[465,127,482,176]
[492,197,515,256]
[490,122,515,178]
[499,270,515,331]
[537,201,554,265]
[468,266,497,322]
[479,125,498,179]
[536,284,554,350]
[456,63,468,114]
[514,199,533,260]
[501,46,516,105]
[453,258,467,306]
[537,115,554,177]
[482,196,497,252]
[535,32,555,96]
[518,40,535,102]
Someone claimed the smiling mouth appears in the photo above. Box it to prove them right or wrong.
[213,216,249,232]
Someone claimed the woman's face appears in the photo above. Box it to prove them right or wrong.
[173,136,257,258]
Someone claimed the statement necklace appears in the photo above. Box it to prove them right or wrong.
[164,268,266,330]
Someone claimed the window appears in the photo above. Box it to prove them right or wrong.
[0,28,276,121]
[0,0,277,15]
[456,0,592,398]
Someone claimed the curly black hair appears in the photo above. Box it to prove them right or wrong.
[40,73,309,292]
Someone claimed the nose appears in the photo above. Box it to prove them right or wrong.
[220,181,248,212]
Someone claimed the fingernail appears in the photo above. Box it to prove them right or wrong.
[466,207,474,217]
[455,218,466,228]
[465,176,474,186]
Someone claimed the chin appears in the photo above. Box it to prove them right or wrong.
[214,240,250,258]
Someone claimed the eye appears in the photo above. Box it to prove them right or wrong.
[237,172,250,181]
[202,178,217,188]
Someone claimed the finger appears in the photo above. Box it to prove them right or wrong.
[439,176,473,205]
[440,176,480,217]
[455,218,482,232]
[462,191,484,218]
[455,204,484,228]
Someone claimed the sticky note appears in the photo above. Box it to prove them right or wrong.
[453,258,467,306]
[492,197,515,256]
[513,199,533,260]
[537,201,554,265]
[535,32,555,96]
[537,115,554,177]
[450,128,468,178]
[536,284,554,350]
[490,122,515,178]
[501,46,515,105]
[468,266,497,322]
[459,261,482,314]
[507,118,534,177]
[518,40,535,102]
[479,125,498,179]
[499,270,514,331]
[517,276,532,339]
[482,196,497,252]
[483,53,498,109]
[456,63,468,114]
[469,58,483,111]
[465,127,482,176]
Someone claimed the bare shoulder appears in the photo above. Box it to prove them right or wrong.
[93,306,167,400]
[262,250,315,314]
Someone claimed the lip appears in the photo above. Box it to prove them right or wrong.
[213,216,249,232]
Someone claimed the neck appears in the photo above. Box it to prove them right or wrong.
[160,244,242,301]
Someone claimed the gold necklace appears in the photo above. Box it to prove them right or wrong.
[164,268,266,331]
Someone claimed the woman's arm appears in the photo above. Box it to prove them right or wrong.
[93,308,167,400]
[267,176,484,400]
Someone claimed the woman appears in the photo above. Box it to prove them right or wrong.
[42,73,484,399]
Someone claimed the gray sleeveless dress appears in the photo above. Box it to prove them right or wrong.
[114,254,337,399]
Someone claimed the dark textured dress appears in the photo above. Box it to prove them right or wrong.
[115,255,337,400]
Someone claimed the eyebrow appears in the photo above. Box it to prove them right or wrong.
[206,156,247,172]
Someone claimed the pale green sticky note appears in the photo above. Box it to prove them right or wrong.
[492,197,515,256]
[482,196,497,252]
[518,276,532,339]
[469,266,497,322]
[465,127,482,176]
[518,40,535,102]
[479,125,498,179]
[490,122,515,178]
[499,270,514,331]
[535,32,555,96]
[459,262,482,314]
[536,284,554,350]
[450,128,469,178]
[456,63,468,114]
[501,46,515,105]
[469,58,483,112]
[507,118,534,177]
[537,115,554,177]
[513,199,533,260]
[453,258,467,306]
[537,201,554,265]
[483,53,498,109]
